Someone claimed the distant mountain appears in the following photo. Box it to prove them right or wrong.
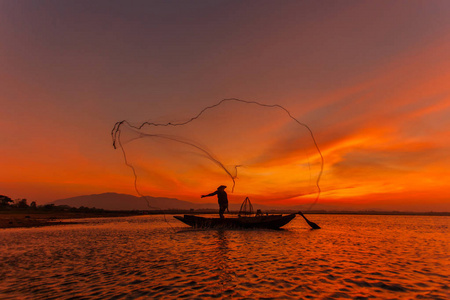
[50,192,348,212]
[50,193,202,210]
[50,192,287,211]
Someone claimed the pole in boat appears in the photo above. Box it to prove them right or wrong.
[298,211,321,229]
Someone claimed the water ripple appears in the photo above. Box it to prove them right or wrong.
[0,214,449,299]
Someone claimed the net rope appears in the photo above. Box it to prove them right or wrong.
[111,98,324,221]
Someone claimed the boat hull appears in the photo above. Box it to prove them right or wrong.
[174,214,296,229]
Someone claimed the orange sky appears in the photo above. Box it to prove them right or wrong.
[1,1,449,211]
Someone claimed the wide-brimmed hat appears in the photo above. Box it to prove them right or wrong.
[217,185,227,189]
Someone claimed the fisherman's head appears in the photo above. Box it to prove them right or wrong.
[217,185,227,191]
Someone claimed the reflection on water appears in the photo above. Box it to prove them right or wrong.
[0,215,449,299]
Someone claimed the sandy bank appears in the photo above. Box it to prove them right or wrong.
[0,211,142,229]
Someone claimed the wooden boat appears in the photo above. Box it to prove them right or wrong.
[173,213,297,229]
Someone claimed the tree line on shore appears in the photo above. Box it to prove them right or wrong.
[0,195,104,212]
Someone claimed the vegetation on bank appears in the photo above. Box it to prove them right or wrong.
[0,194,107,213]
[0,194,145,229]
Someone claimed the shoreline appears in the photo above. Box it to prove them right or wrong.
[1,210,448,229]
[0,211,143,229]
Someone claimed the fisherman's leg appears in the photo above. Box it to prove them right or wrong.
[219,207,225,219]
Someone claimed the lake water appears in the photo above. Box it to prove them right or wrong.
[0,214,448,299]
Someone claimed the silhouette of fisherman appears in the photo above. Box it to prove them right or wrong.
[201,185,229,219]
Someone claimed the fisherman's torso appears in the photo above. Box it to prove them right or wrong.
[216,190,228,206]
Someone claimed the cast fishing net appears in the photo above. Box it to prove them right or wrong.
[112,99,323,210]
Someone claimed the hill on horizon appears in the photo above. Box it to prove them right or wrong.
[50,192,343,212]
[51,193,205,211]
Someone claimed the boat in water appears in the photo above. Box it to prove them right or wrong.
[174,197,320,230]
[173,213,297,229]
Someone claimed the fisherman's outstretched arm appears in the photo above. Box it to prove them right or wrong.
[201,191,217,198]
